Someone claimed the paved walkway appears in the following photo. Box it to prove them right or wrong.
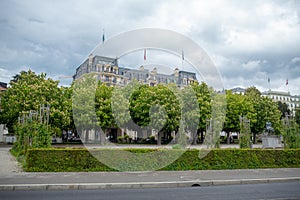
[0,147,22,175]
[54,143,264,149]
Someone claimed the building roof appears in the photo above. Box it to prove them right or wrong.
[261,90,290,96]
[0,82,7,91]
[230,87,246,93]
[0,82,7,88]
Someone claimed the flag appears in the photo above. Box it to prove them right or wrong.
[268,77,270,83]
[102,29,105,43]
[286,79,288,85]
[144,49,146,60]
[182,49,184,60]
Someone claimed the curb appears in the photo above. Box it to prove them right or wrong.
[1,177,300,191]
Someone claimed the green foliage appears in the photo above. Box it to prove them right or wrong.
[130,84,181,131]
[224,91,253,133]
[278,101,290,119]
[282,118,300,149]
[13,121,52,156]
[245,87,282,137]
[0,70,72,157]
[129,84,181,145]
[260,97,283,135]
[239,117,251,148]
[295,108,300,126]
[72,73,99,132]
[190,82,211,132]
[95,81,115,130]
[25,148,300,172]
[172,144,184,149]
[0,70,71,133]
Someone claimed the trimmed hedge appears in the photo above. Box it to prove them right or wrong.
[25,148,300,172]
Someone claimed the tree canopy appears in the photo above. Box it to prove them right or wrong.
[0,70,71,133]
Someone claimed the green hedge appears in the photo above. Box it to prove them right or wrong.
[25,148,300,172]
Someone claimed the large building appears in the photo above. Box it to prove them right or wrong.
[261,90,300,116]
[230,87,246,95]
[0,82,7,111]
[0,82,7,92]
[73,54,198,87]
[73,54,198,143]
[230,87,300,116]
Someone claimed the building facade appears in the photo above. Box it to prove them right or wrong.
[73,54,198,87]
[0,82,7,111]
[0,82,7,92]
[230,87,300,117]
[261,90,300,116]
[231,87,246,95]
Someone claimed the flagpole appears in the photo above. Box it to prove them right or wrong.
[286,79,289,93]
[181,49,184,71]
[102,29,105,44]
[144,48,146,66]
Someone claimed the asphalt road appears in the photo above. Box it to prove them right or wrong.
[1,182,299,200]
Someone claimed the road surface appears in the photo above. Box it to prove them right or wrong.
[1,181,299,200]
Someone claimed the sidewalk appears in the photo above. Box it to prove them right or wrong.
[1,168,300,191]
[52,143,264,149]
[0,146,299,191]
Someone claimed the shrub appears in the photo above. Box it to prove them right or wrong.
[25,148,300,172]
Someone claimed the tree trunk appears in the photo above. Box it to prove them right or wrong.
[85,129,89,143]
[192,130,197,145]
[157,131,161,145]
[121,128,125,143]
[199,130,204,143]
[100,129,105,145]
[226,132,230,144]
[77,129,82,143]
[253,132,257,144]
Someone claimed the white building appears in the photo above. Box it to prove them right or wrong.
[230,87,246,95]
[261,90,299,116]
[230,87,300,117]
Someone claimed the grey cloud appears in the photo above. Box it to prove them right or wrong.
[0,0,299,94]
[28,18,44,24]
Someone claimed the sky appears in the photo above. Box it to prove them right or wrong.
[0,0,299,95]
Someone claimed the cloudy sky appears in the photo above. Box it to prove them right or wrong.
[0,0,299,94]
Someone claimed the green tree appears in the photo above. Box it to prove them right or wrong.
[1,70,71,134]
[180,84,200,145]
[95,81,115,143]
[72,73,99,143]
[223,90,253,143]
[278,101,290,119]
[245,86,261,143]
[190,82,211,143]
[282,118,300,149]
[239,116,251,148]
[260,97,282,135]
[111,80,141,142]
[295,108,300,126]
[130,84,180,145]
[245,86,283,142]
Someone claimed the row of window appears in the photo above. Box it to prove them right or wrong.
[270,95,300,102]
